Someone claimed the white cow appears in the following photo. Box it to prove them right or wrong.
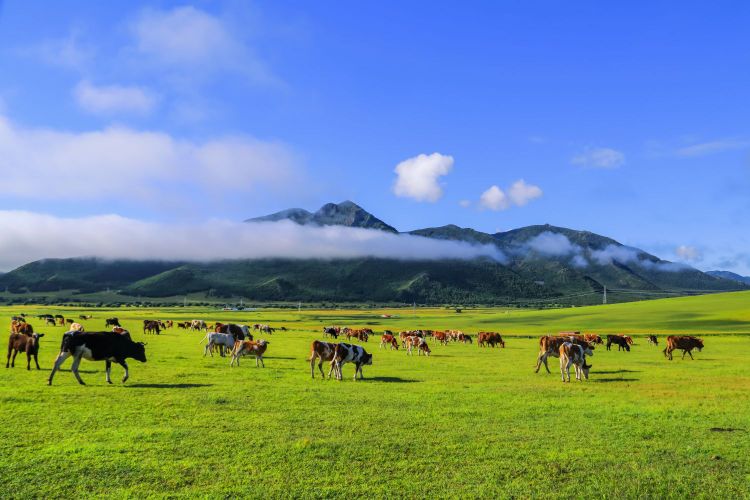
[201,332,235,357]
[559,342,591,382]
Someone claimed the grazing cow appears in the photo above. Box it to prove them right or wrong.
[309,340,338,379]
[6,332,44,370]
[606,335,631,352]
[48,331,147,385]
[143,320,161,335]
[345,328,369,342]
[648,335,658,346]
[190,320,207,331]
[535,335,594,374]
[431,331,450,346]
[478,332,505,348]
[559,342,591,382]
[69,322,85,332]
[584,334,603,344]
[201,332,236,357]
[405,336,431,356]
[45,317,56,326]
[105,318,121,328]
[457,332,473,344]
[229,339,269,367]
[323,326,340,339]
[663,335,704,360]
[177,322,189,329]
[380,333,399,350]
[259,324,275,335]
[79,315,92,320]
[66,319,74,325]
[330,343,373,381]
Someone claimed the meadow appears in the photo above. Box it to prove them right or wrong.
[1,292,750,498]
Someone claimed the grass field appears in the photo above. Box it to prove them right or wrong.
[2,292,750,497]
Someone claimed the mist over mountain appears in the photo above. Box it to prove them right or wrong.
[0,201,743,305]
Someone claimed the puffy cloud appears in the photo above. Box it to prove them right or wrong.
[0,115,300,202]
[129,6,275,84]
[675,245,701,262]
[526,232,579,256]
[0,212,505,271]
[479,180,543,211]
[591,244,689,272]
[74,80,157,115]
[392,153,453,202]
[571,147,625,168]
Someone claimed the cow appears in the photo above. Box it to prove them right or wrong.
[457,332,473,344]
[45,317,56,326]
[66,319,74,325]
[48,331,147,385]
[478,332,505,348]
[663,336,704,360]
[55,315,65,326]
[6,332,44,370]
[535,335,594,374]
[431,331,450,346]
[323,326,340,339]
[105,318,121,328]
[380,333,399,350]
[330,343,373,381]
[229,339,269,367]
[177,322,190,329]
[405,336,431,356]
[165,320,173,329]
[648,335,658,346]
[258,324,275,335]
[345,328,369,342]
[308,340,338,379]
[190,320,207,331]
[69,322,85,332]
[559,342,592,382]
[201,332,236,357]
[214,323,249,341]
[79,315,92,320]
[11,320,34,335]
[143,320,161,335]
[584,334,603,344]
[606,335,631,352]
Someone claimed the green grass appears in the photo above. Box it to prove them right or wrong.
[1,292,750,497]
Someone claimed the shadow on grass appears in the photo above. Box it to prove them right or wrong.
[126,383,212,389]
[593,378,639,383]
[368,376,420,383]
[597,369,641,374]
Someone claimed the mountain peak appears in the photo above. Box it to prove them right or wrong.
[247,201,398,233]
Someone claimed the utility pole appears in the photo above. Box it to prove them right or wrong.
[603,286,607,305]
[298,301,301,313]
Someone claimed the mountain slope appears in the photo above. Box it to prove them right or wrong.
[707,270,750,285]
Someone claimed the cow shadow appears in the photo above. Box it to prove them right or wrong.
[126,383,212,389]
[597,369,641,374]
[368,376,419,383]
[593,378,639,383]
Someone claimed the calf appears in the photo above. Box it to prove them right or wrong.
[380,333,399,350]
[663,335,704,360]
[559,342,591,382]
[6,333,44,370]
[48,331,146,385]
[606,335,631,352]
[230,339,269,367]
[535,335,594,374]
[648,335,658,346]
[309,340,338,379]
[330,343,373,381]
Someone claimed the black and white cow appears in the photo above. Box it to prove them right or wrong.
[48,331,146,385]
[330,342,373,381]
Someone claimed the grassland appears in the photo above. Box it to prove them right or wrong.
[1,292,750,498]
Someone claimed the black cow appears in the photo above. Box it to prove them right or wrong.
[606,334,630,352]
[48,331,146,385]
[105,317,121,328]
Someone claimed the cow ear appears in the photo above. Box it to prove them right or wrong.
[38,333,45,337]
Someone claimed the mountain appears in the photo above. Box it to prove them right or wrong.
[246,201,398,233]
[706,270,750,285]
[0,202,744,305]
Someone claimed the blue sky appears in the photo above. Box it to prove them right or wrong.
[0,1,749,273]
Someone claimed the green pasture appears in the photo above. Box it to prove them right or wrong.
[1,292,749,497]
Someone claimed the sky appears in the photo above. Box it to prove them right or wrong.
[0,1,749,273]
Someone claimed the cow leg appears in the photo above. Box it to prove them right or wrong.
[353,363,360,381]
[48,351,71,385]
[33,351,40,370]
[105,360,113,384]
[119,360,129,383]
[327,360,336,380]
[687,349,694,360]
[560,359,566,382]
[319,360,326,379]
[11,348,19,368]
[258,355,264,368]
[5,344,11,368]
[70,353,85,385]
[26,349,32,370]
[309,357,315,379]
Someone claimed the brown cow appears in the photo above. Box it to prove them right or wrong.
[478,332,505,348]
[309,340,338,379]
[6,332,44,370]
[345,328,370,342]
[143,320,161,335]
[11,321,34,335]
[380,333,399,350]
[559,342,591,382]
[663,335,704,360]
[230,339,269,367]
[431,331,449,346]
[405,336,431,356]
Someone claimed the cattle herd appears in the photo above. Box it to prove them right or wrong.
[5,313,707,384]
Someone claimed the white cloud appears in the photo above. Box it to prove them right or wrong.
[479,180,543,211]
[74,80,157,115]
[591,244,688,272]
[526,232,579,256]
[0,213,505,271]
[674,139,750,158]
[571,147,625,169]
[392,153,453,202]
[0,115,299,202]
[507,179,543,207]
[479,185,509,211]
[458,200,471,208]
[675,245,701,262]
[130,6,275,84]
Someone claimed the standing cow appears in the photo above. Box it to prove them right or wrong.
[663,336,704,360]
[330,343,373,381]
[6,332,44,370]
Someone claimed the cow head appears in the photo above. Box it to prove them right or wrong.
[362,352,373,365]
[581,361,592,380]
[695,338,704,351]
[131,342,147,362]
